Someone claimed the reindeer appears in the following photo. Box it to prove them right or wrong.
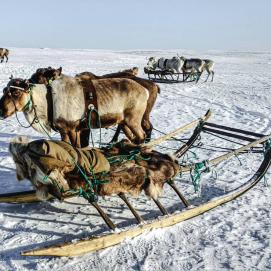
[179,56,205,83]
[202,59,215,82]
[0,48,9,63]
[28,67,158,145]
[76,67,160,143]
[147,57,184,73]
[0,74,149,147]
[9,136,180,226]
[29,66,62,85]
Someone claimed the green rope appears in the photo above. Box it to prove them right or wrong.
[21,86,34,112]
[190,160,210,192]
[37,120,102,202]
[107,150,150,165]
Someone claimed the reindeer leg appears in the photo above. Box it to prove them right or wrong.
[211,71,214,82]
[152,197,168,215]
[68,130,79,147]
[122,124,136,142]
[118,192,144,224]
[90,202,116,230]
[126,121,146,144]
[110,125,121,143]
[6,55,8,63]
[60,130,70,144]
[167,181,190,207]
[141,119,153,143]
[80,129,90,148]
[205,72,210,82]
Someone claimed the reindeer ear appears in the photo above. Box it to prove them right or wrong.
[9,74,13,80]
[58,67,62,75]
[23,79,30,89]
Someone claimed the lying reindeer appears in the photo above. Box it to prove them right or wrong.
[9,137,179,201]
[9,137,180,227]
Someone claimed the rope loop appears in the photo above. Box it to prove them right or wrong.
[190,160,210,193]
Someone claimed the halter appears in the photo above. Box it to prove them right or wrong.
[7,85,39,128]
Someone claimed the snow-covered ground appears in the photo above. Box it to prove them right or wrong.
[0,48,270,271]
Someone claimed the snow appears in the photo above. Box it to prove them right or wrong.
[0,48,271,271]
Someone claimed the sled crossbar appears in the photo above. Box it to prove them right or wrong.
[202,127,259,142]
[204,122,266,138]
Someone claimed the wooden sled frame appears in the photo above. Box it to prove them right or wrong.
[1,110,271,257]
[21,145,271,257]
[144,67,201,84]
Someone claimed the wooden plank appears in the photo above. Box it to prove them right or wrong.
[0,191,74,204]
[21,147,271,257]
[0,191,45,203]
[142,110,212,148]
[180,134,270,173]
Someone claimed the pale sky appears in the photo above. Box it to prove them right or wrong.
[1,0,270,50]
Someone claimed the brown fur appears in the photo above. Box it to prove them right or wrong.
[30,67,62,85]
[76,68,160,141]
[9,138,180,200]
[0,48,9,63]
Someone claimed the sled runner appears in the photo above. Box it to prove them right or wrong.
[144,67,200,83]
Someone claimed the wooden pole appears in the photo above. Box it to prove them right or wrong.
[142,110,212,148]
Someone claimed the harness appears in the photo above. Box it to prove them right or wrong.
[79,79,99,128]
[8,85,39,128]
[45,84,58,132]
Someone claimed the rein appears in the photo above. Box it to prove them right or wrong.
[10,85,39,129]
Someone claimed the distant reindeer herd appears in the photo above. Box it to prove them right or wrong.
[146,55,214,82]
[0,48,215,148]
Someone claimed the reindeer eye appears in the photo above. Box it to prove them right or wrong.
[12,90,21,97]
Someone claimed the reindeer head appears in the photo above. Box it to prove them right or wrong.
[121,67,139,76]
[30,66,62,85]
[146,57,157,69]
[0,78,32,119]
[9,136,30,181]
[9,136,69,201]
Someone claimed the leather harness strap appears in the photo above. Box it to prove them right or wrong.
[46,85,58,132]
[79,79,99,128]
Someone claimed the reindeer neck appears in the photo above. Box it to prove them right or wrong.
[23,84,52,135]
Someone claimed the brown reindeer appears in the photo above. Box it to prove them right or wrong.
[29,66,62,85]
[0,48,9,63]
[76,68,160,143]
[29,67,159,145]
[0,75,149,147]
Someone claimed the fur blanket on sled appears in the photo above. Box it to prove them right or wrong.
[9,137,180,201]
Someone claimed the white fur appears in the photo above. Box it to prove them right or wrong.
[35,185,49,201]
[23,84,52,135]
[145,180,163,200]
[51,75,85,122]
[147,57,184,73]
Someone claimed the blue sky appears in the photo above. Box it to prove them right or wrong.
[1,0,270,50]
